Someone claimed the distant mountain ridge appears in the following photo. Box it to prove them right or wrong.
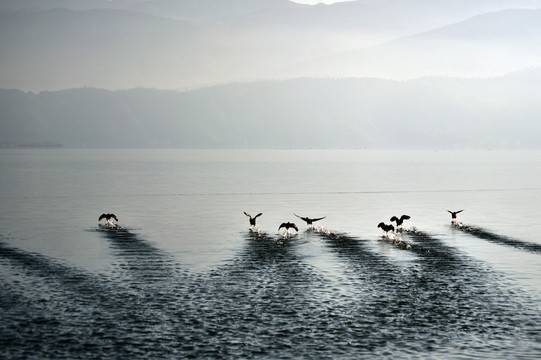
[1,75,539,149]
[1,1,540,91]
[285,9,541,79]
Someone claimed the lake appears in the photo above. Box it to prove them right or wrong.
[1,149,541,359]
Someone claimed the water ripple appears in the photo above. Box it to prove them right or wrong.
[1,228,541,359]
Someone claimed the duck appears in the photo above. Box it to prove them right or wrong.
[99,213,118,228]
[390,214,410,227]
[279,222,299,236]
[294,213,326,227]
[446,209,463,220]
[244,212,263,227]
[377,222,395,234]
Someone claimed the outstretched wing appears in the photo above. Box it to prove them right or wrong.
[99,214,107,221]
[244,212,251,218]
[110,214,119,222]
[455,209,464,214]
[400,215,411,221]
[390,216,398,222]
[312,216,326,222]
[254,213,263,219]
[279,223,286,230]
[294,213,308,222]
[292,223,299,231]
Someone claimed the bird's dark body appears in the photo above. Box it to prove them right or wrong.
[294,213,325,225]
[447,209,464,219]
[99,213,118,222]
[377,222,395,233]
[279,222,299,232]
[244,212,263,226]
[390,215,410,226]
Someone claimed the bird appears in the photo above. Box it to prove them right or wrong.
[446,209,464,220]
[99,213,118,228]
[390,214,410,227]
[244,212,262,227]
[279,222,299,232]
[294,213,326,226]
[377,222,395,234]
[99,213,118,222]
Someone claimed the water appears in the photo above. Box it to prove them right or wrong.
[1,149,541,359]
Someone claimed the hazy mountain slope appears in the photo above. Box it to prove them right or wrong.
[1,76,539,149]
[2,2,541,91]
[0,0,145,11]
[0,8,212,91]
[287,9,541,79]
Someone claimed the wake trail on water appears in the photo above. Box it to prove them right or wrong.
[93,226,183,281]
[2,224,541,359]
[0,240,192,359]
[305,226,541,353]
[452,222,541,254]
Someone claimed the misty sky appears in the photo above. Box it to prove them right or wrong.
[293,0,353,3]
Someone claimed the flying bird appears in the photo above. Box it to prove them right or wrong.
[390,215,410,227]
[99,213,119,228]
[446,209,464,219]
[377,222,395,233]
[244,212,263,226]
[99,213,118,222]
[279,222,299,232]
[294,213,326,226]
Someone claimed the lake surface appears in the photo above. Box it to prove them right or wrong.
[1,149,541,359]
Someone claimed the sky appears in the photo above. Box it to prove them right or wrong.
[292,0,355,4]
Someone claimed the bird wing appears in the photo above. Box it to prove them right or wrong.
[312,216,326,222]
[279,223,286,230]
[455,209,464,214]
[99,214,106,221]
[111,214,118,221]
[292,223,299,231]
[401,215,411,220]
[294,213,308,222]
[244,212,251,218]
[390,216,398,222]
[254,213,263,219]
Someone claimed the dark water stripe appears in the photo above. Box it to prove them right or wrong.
[453,223,541,254]
[164,232,340,359]
[313,229,541,356]
[403,228,468,265]
[0,242,114,300]
[2,230,541,359]
[0,242,188,359]
[93,227,182,281]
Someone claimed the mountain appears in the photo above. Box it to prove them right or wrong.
[0,8,208,91]
[286,9,541,79]
[2,2,541,91]
[1,76,539,149]
[0,0,145,11]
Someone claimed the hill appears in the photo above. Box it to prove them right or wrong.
[1,76,539,149]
